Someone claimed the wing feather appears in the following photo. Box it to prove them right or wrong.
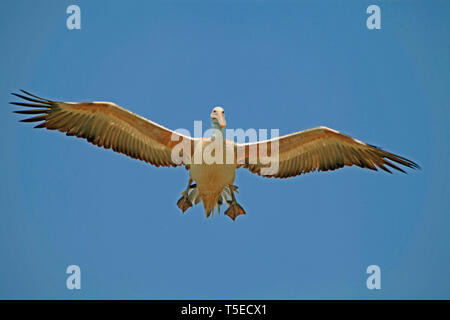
[237,126,419,178]
[10,90,194,167]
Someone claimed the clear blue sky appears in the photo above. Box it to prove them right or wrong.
[0,0,448,299]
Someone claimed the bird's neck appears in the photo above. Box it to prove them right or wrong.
[211,120,225,139]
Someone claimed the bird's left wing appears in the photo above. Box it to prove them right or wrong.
[11,90,194,167]
[235,126,419,178]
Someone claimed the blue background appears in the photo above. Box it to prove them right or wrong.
[0,0,448,299]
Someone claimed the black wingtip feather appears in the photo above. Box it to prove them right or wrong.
[19,115,47,123]
[372,144,420,172]
[10,90,55,125]
[11,92,46,104]
[10,101,49,108]
[14,109,49,115]
[19,89,51,102]
[34,123,46,129]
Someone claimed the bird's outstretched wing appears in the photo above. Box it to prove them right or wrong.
[236,126,419,178]
[11,90,194,167]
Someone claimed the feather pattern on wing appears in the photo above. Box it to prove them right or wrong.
[236,126,419,178]
[10,90,194,167]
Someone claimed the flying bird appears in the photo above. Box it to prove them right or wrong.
[10,90,419,221]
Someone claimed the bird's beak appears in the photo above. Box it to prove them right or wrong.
[217,114,226,128]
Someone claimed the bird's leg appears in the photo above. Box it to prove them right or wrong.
[177,178,193,213]
[224,185,246,221]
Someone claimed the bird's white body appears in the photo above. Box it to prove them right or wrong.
[189,139,237,214]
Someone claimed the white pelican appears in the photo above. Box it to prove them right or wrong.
[11,90,419,220]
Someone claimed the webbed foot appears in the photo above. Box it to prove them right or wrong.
[177,194,192,213]
[224,201,246,221]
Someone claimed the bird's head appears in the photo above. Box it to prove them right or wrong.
[210,106,226,129]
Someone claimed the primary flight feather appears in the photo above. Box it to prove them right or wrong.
[11,90,419,220]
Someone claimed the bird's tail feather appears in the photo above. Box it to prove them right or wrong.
[187,185,234,218]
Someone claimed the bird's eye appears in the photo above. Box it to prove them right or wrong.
[222,111,224,114]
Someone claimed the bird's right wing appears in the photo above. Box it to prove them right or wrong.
[235,126,419,178]
[11,90,195,167]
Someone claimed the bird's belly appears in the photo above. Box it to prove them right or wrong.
[190,163,236,194]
